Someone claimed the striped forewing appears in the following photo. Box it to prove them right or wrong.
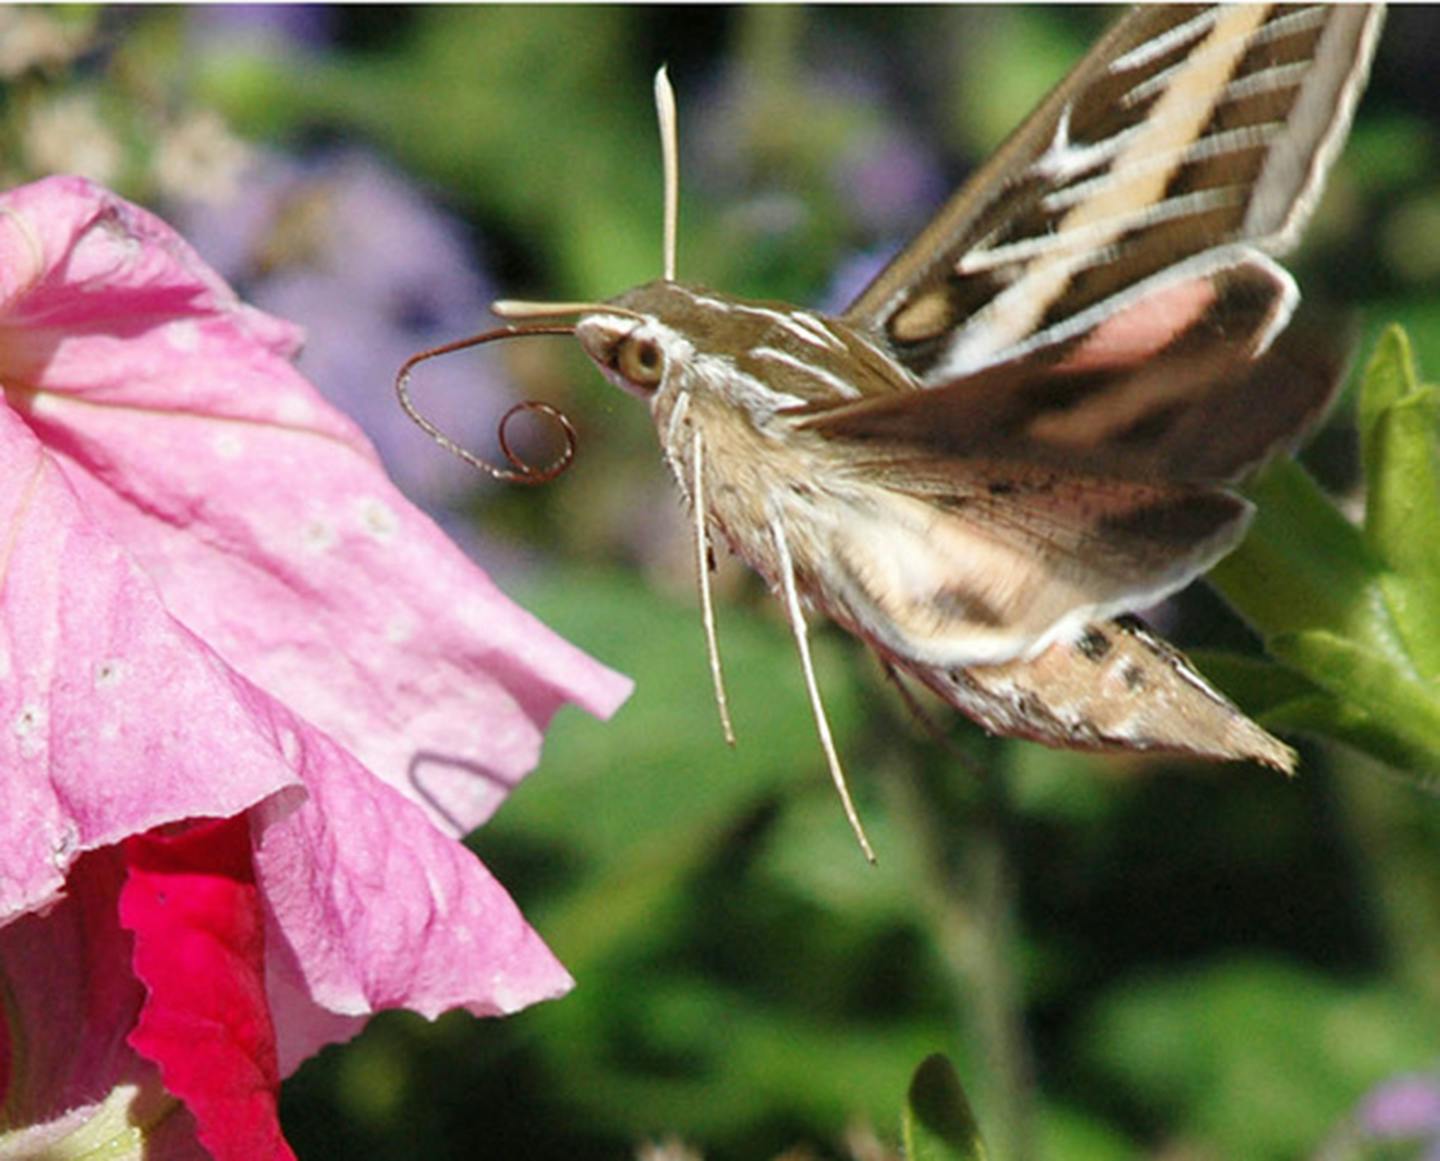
[842,4,1383,383]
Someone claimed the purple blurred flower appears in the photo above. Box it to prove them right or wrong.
[832,129,948,237]
[1318,1071,1440,1161]
[1359,1073,1440,1142]
[688,42,946,256]
[821,248,893,314]
[187,5,336,56]
[174,150,512,547]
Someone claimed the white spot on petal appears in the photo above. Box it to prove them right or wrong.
[278,727,302,768]
[458,597,490,634]
[301,518,337,554]
[356,497,398,542]
[385,613,417,645]
[166,319,200,352]
[98,220,143,267]
[275,394,313,424]
[26,391,63,419]
[212,431,244,460]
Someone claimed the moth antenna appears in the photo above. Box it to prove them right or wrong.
[654,64,679,282]
[690,430,737,747]
[395,325,579,485]
[771,518,878,864]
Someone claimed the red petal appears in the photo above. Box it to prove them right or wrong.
[120,818,295,1161]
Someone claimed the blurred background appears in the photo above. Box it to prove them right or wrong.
[5,6,1439,1159]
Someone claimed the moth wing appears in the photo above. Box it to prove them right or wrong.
[804,253,1347,487]
[841,4,1382,381]
[814,452,1251,668]
[794,257,1343,668]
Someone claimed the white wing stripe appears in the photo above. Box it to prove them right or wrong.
[1126,0,1326,92]
[1118,8,1325,111]
[1245,7,1384,250]
[1040,121,1284,214]
[941,6,1267,371]
[1221,60,1311,104]
[1129,53,1309,112]
[960,186,1244,276]
[1031,107,1142,184]
[1247,5,1328,46]
[1109,8,1223,74]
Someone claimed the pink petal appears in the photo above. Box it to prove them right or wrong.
[1,176,631,838]
[1,176,614,1082]
[3,411,564,1064]
[0,414,304,922]
[249,718,572,1074]
[0,848,208,1159]
[120,818,294,1161]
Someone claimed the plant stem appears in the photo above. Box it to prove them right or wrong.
[888,739,1037,1161]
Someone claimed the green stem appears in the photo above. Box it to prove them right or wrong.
[1334,761,1440,1008]
[1208,460,1398,654]
[888,741,1036,1161]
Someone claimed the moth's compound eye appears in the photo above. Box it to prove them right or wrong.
[615,335,664,391]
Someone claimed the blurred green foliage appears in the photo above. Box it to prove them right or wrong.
[905,1054,990,1161]
[9,6,1440,1160]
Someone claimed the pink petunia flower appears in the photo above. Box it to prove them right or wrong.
[0,176,631,1159]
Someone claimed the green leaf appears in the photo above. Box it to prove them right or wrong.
[1079,958,1440,1161]
[1270,630,1440,759]
[1262,692,1440,778]
[1206,327,1440,772]
[903,1054,990,1161]
[1189,650,1440,775]
[759,792,919,925]
[1183,652,1322,719]
[1364,300,1440,386]
[487,564,865,970]
[1358,328,1440,676]
[1379,567,1440,683]
[1209,460,1394,652]
[527,974,947,1144]
[1357,324,1420,447]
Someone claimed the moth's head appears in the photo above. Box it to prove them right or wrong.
[575,281,695,403]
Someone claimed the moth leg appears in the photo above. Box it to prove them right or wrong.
[691,429,736,746]
[877,656,946,740]
[771,517,877,864]
[876,657,986,776]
